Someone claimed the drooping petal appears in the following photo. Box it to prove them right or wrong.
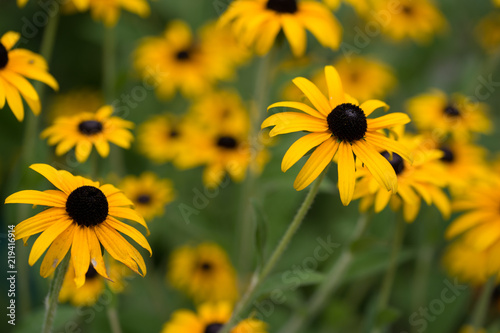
[108,206,149,234]
[105,217,152,255]
[40,224,75,278]
[282,14,306,56]
[364,132,413,162]
[71,226,90,288]
[28,218,73,265]
[360,100,389,116]
[15,208,67,240]
[337,142,356,206]
[75,141,93,163]
[446,211,492,239]
[3,81,24,121]
[374,188,392,212]
[87,227,110,279]
[282,132,331,172]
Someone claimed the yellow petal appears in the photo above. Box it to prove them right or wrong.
[255,19,281,55]
[292,77,331,116]
[108,206,149,235]
[28,218,72,265]
[365,132,413,163]
[71,226,90,288]
[3,81,24,121]
[360,100,389,116]
[324,65,344,107]
[282,132,331,172]
[1,31,20,50]
[267,101,325,118]
[30,164,75,195]
[374,188,392,212]
[87,228,110,279]
[39,224,75,278]
[262,112,328,136]
[105,217,152,255]
[446,211,492,239]
[337,142,356,206]
[282,14,306,56]
[367,113,410,129]
[6,190,66,207]
[75,141,92,163]
[15,208,67,240]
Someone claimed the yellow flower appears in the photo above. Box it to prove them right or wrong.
[219,0,342,57]
[406,90,492,142]
[63,0,150,27]
[134,20,241,99]
[47,89,104,122]
[458,326,487,333]
[167,243,238,303]
[17,0,29,7]
[262,66,411,206]
[371,0,446,43]
[59,257,131,306]
[353,134,451,222]
[119,172,175,221]
[5,164,151,287]
[41,105,134,163]
[0,31,59,121]
[476,12,500,54]
[161,302,267,333]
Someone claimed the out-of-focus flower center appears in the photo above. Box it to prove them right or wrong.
[0,42,8,69]
[440,147,455,163]
[402,5,414,15]
[381,151,405,175]
[78,120,104,136]
[443,105,461,117]
[204,323,224,333]
[66,186,109,227]
[327,103,368,142]
[266,0,298,13]
[175,49,191,61]
[199,261,213,272]
[136,194,152,204]
[216,136,238,149]
[85,265,99,280]
[169,129,180,138]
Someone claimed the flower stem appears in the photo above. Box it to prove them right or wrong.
[102,26,116,104]
[470,275,496,331]
[41,252,70,333]
[221,166,330,333]
[107,305,123,333]
[371,213,406,333]
[279,213,371,333]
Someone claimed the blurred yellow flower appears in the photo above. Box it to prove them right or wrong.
[48,89,104,121]
[167,243,239,304]
[134,20,243,99]
[353,134,450,222]
[406,90,492,142]
[0,31,58,121]
[476,12,500,54]
[119,172,175,221]
[371,0,446,43]
[59,258,131,306]
[263,66,411,206]
[219,0,342,57]
[41,105,134,163]
[323,0,371,15]
[161,302,267,333]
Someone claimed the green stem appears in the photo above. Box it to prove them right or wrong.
[41,253,70,333]
[279,213,371,333]
[470,275,496,331]
[102,26,116,104]
[372,214,406,333]
[221,166,330,333]
[107,305,123,333]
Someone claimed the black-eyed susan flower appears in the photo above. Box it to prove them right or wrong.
[0,31,59,121]
[262,66,411,206]
[63,0,150,27]
[119,172,175,221]
[219,0,342,57]
[59,257,131,306]
[476,12,500,54]
[371,0,446,43]
[406,90,492,142]
[48,89,104,122]
[353,134,450,222]
[5,164,151,287]
[134,20,240,99]
[161,302,267,333]
[168,243,238,303]
[41,105,134,163]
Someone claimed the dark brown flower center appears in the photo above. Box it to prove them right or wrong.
[85,265,99,280]
[136,194,151,204]
[266,0,297,13]
[66,186,109,227]
[402,5,414,15]
[443,105,460,117]
[440,147,455,163]
[175,50,191,61]
[0,42,8,69]
[204,323,224,333]
[199,262,213,272]
[169,129,180,138]
[78,120,103,136]
[381,151,405,175]
[327,103,368,142]
[216,136,238,149]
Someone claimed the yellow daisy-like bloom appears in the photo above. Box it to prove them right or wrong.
[134,20,240,99]
[262,66,411,206]
[371,0,446,43]
[41,105,134,163]
[5,164,151,287]
[406,90,492,142]
[353,134,451,222]
[161,302,267,333]
[48,89,104,122]
[219,0,342,57]
[63,0,150,27]
[0,31,59,121]
[59,258,131,306]
[167,243,238,303]
[119,172,175,221]
[476,12,500,54]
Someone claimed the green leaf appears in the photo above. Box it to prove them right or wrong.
[256,270,325,297]
[251,199,268,271]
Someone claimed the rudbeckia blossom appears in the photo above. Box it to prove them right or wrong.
[406,90,492,142]
[476,13,500,54]
[0,31,59,121]
[119,172,175,221]
[219,0,342,57]
[41,105,134,163]
[262,66,411,206]
[63,0,150,27]
[134,20,242,99]
[353,134,450,222]
[168,243,238,303]
[5,164,151,287]
[59,258,131,306]
[161,302,267,333]
[371,0,446,43]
